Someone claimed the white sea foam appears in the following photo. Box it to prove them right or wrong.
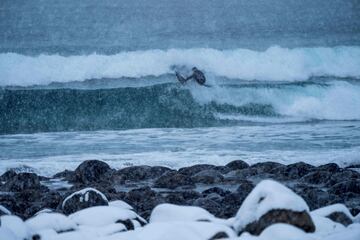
[190,81,360,121]
[1,46,360,86]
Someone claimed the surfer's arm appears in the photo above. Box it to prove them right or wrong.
[185,74,194,81]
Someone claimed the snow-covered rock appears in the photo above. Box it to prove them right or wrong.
[311,203,353,226]
[101,221,236,240]
[256,223,315,240]
[0,205,11,216]
[26,212,77,233]
[69,206,146,230]
[150,203,217,223]
[0,227,18,240]
[62,187,109,215]
[0,215,31,240]
[109,200,133,210]
[310,214,345,236]
[234,179,315,235]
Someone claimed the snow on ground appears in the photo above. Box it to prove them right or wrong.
[25,212,77,233]
[68,206,141,227]
[233,179,309,232]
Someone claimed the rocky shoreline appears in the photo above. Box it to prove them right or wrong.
[1,159,360,239]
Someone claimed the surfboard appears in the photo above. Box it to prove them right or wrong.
[175,71,186,84]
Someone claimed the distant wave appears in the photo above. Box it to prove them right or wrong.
[1,46,360,86]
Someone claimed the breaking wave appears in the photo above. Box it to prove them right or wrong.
[1,46,360,86]
[1,80,360,134]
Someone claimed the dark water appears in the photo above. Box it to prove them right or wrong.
[1,0,360,55]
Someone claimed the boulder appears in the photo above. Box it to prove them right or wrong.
[72,160,113,184]
[316,163,340,173]
[52,170,75,180]
[150,203,218,223]
[153,172,194,189]
[326,170,360,187]
[202,187,231,197]
[250,162,285,173]
[271,162,315,179]
[329,180,360,195]
[225,160,249,170]
[124,187,165,220]
[2,172,46,192]
[300,171,332,185]
[233,180,315,235]
[178,164,216,176]
[115,165,172,181]
[69,205,146,230]
[0,170,17,182]
[62,187,109,215]
[193,197,222,217]
[25,212,77,233]
[311,204,354,226]
[191,170,224,184]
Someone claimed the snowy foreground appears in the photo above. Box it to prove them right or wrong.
[1,180,359,240]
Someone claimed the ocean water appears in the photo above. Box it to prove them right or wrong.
[1,0,360,176]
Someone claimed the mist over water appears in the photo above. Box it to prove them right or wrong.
[1,0,360,173]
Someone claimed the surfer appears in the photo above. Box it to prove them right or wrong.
[185,67,206,85]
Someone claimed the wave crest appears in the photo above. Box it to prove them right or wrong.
[1,46,360,86]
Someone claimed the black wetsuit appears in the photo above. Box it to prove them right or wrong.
[186,69,206,85]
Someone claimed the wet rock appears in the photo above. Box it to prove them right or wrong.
[115,165,172,181]
[235,180,255,195]
[191,170,224,184]
[2,173,47,192]
[271,162,315,180]
[124,187,164,220]
[178,164,216,176]
[316,163,340,173]
[212,166,232,174]
[202,187,231,197]
[250,162,285,173]
[52,170,75,180]
[243,209,315,235]
[225,160,249,170]
[326,170,360,187]
[41,191,62,210]
[224,168,259,182]
[72,160,113,184]
[329,180,360,195]
[192,197,222,218]
[294,185,338,210]
[153,172,194,189]
[0,170,17,182]
[300,171,332,185]
[220,192,246,218]
[62,188,108,215]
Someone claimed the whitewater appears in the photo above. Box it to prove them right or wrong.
[1,46,360,86]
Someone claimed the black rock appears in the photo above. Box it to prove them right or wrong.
[191,170,224,184]
[271,162,315,180]
[153,172,195,189]
[225,160,249,170]
[250,162,285,173]
[202,187,231,197]
[300,171,332,185]
[53,170,75,181]
[124,187,165,220]
[72,160,113,184]
[243,209,315,235]
[2,173,47,192]
[0,205,11,216]
[193,197,222,217]
[115,165,172,181]
[236,180,255,196]
[326,170,360,187]
[316,163,340,173]
[220,192,246,218]
[178,164,216,176]
[329,180,360,195]
[0,170,17,182]
[62,188,109,215]
[327,212,353,226]
[209,232,230,240]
